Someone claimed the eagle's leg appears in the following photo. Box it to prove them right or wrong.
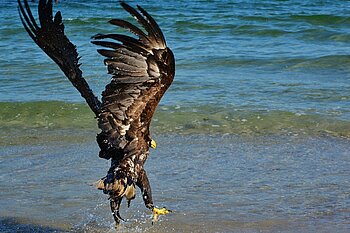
[136,169,153,209]
[110,196,124,227]
[137,169,171,224]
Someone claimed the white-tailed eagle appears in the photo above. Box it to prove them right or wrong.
[18,0,175,225]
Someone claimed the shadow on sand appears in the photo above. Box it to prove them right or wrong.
[0,217,66,233]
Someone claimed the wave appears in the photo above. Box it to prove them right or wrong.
[286,55,350,70]
[238,14,350,26]
[1,101,349,138]
[177,54,350,71]
[291,14,350,26]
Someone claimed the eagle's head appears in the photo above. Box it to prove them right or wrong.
[148,138,157,149]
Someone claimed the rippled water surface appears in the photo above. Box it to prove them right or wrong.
[0,0,350,232]
[1,134,350,232]
[1,0,350,136]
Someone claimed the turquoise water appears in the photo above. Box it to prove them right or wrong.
[0,0,350,232]
[1,0,350,136]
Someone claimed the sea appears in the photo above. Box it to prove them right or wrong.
[0,0,349,232]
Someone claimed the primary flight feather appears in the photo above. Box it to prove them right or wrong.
[18,0,175,225]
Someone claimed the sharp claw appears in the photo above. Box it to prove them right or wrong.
[112,210,125,228]
[128,199,131,208]
[110,197,123,227]
[114,217,121,227]
[152,207,171,224]
[116,211,125,222]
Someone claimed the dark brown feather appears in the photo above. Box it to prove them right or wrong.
[137,5,166,46]
[98,50,147,68]
[93,33,149,54]
[119,2,158,42]
[109,19,148,40]
[93,2,175,164]
[18,0,101,115]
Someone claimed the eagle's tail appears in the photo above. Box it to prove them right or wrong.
[95,175,136,202]
[18,0,101,115]
[95,173,136,224]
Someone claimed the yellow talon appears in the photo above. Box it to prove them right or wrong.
[152,207,171,223]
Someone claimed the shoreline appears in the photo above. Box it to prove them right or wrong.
[1,133,349,232]
[1,101,349,140]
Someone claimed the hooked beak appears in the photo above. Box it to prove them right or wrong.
[150,139,157,149]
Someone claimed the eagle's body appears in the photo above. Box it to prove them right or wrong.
[18,0,175,225]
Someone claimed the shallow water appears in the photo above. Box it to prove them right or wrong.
[1,133,349,232]
[1,0,350,139]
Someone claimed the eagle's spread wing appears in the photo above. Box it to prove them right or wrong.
[18,1,175,224]
[93,2,175,160]
[18,0,101,115]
